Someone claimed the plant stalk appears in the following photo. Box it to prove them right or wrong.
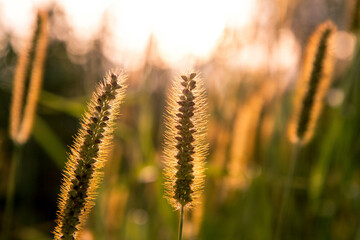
[275,142,301,240]
[1,143,22,240]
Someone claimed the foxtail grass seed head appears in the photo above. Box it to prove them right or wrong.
[289,21,336,145]
[227,91,264,190]
[54,71,126,240]
[9,10,49,145]
[163,72,208,210]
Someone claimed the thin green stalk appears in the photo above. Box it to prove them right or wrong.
[275,142,301,240]
[178,206,184,240]
[1,143,22,240]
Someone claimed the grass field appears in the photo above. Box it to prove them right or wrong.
[0,0,360,239]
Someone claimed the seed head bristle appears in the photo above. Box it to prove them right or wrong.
[163,72,208,210]
[54,71,126,240]
[288,20,336,145]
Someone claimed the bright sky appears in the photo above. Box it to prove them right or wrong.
[0,0,257,67]
[0,0,354,80]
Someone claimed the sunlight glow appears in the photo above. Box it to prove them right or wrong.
[105,0,257,66]
[0,0,256,66]
[334,31,356,60]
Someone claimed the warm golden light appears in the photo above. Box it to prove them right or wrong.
[0,0,257,67]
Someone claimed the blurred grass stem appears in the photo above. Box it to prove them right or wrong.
[275,142,301,240]
[1,143,22,240]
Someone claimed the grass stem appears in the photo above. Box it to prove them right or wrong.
[1,143,22,240]
[275,142,301,240]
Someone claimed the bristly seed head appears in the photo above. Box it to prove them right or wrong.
[288,20,336,145]
[9,10,49,145]
[163,72,208,210]
[54,71,127,240]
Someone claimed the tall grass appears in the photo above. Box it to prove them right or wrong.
[276,20,336,239]
[163,73,208,240]
[54,72,126,239]
[1,10,49,240]
[0,1,359,240]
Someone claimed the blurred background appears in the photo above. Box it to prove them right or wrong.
[0,0,360,239]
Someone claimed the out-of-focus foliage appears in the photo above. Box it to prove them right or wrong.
[0,0,359,239]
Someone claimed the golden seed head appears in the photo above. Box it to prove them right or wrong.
[54,71,126,240]
[163,72,208,210]
[289,20,336,145]
[10,10,49,145]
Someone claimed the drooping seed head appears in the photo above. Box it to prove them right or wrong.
[288,20,336,145]
[163,72,208,210]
